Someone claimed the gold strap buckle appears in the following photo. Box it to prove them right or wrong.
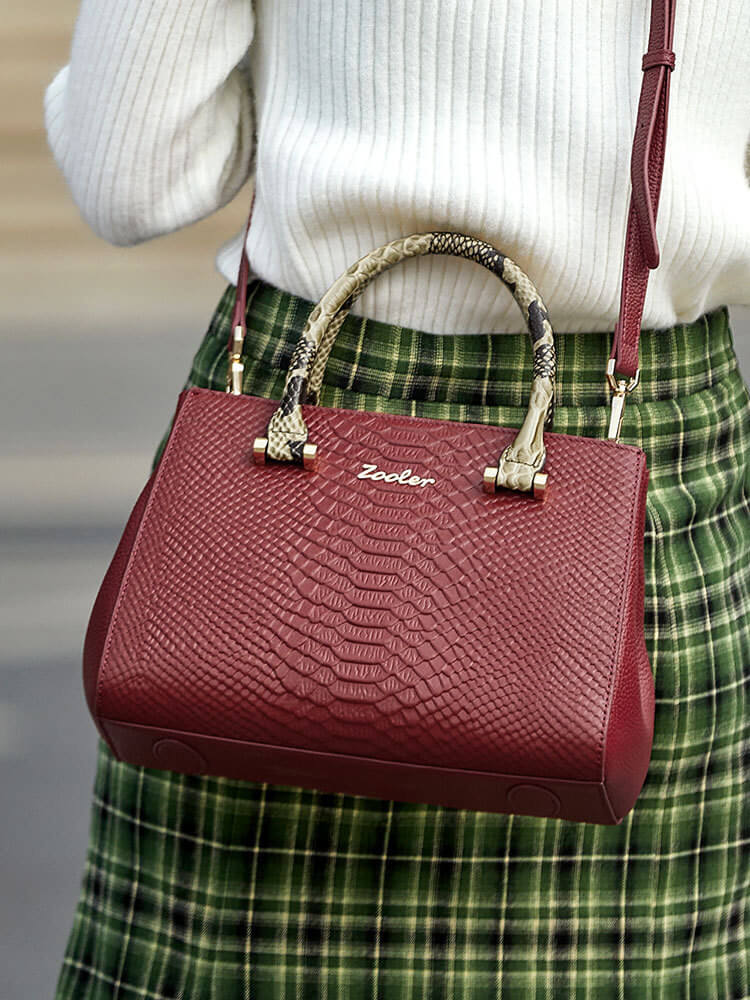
[226,325,245,395]
[606,360,640,441]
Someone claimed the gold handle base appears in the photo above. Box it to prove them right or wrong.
[253,438,318,470]
[483,466,499,494]
[483,467,549,501]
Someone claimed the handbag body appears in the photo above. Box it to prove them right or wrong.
[83,0,676,825]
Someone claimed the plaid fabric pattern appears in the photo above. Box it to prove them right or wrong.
[57,279,750,999]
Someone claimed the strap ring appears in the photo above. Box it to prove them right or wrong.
[641,49,675,72]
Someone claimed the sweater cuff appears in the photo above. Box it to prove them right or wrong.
[43,65,71,176]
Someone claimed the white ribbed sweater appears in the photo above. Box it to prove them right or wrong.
[45,0,750,336]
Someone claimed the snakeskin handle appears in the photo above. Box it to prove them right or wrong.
[255,232,556,496]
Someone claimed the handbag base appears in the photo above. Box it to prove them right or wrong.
[99,718,632,826]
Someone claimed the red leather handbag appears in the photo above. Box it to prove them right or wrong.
[83,0,676,825]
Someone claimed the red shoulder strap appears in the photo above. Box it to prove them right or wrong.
[609,0,677,379]
[230,0,677,382]
[230,185,256,333]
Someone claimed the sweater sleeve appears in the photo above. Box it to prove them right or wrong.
[43,0,256,247]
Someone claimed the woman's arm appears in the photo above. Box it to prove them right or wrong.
[44,0,256,246]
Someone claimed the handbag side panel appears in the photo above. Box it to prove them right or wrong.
[82,390,192,742]
[601,462,656,821]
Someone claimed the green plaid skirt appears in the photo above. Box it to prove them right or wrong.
[57,279,750,999]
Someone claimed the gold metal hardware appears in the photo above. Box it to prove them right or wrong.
[253,439,317,469]
[483,466,498,494]
[606,360,640,441]
[607,383,628,441]
[483,465,548,500]
[532,472,549,500]
[226,325,245,395]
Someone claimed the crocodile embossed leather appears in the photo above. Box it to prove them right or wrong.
[85,385,652,824]
[83,0,676,825]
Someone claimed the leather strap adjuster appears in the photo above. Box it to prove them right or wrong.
[642,49,676,72]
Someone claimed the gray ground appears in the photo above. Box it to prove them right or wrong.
[1,320,208,1000]
[3,11,256,990]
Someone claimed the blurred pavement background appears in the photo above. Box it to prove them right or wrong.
[1,4,749,999]
[2,4,252,998]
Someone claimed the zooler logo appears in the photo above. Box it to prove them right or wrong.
[356,463,436,488]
